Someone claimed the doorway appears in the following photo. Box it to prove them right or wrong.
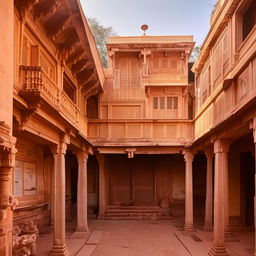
[110,155,156,205]
[240,151,254,227]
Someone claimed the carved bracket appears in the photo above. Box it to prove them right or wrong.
[19,106,40,132]
[125,148,136,159]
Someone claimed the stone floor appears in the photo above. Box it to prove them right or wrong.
[37,218,254,256]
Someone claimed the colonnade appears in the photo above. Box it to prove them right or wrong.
[47,133,256,256]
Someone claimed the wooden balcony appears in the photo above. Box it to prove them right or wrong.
[19,65,88,137]
[88,119,194,146]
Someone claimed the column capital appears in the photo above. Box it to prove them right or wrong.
[96,153,105,163]
[182,149,194,162]
[76,146,92,162]
[76,150,89,162]
[50,142,67,155]
[213,139,231,154]
[204,146,214,158]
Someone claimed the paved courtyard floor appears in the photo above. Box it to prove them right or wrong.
[37,218,254,256]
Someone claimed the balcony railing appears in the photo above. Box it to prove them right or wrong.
[20,65,88,137]
[88,119,194,146]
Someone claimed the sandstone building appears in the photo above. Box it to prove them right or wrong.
[0,0,255,255]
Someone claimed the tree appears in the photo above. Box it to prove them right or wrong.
[88,17,117,68]
[189,46,201,63]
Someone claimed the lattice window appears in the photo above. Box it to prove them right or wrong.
[213,40,222,82]
[160,97,165,109]
[167,97,178,109]
[153,97,158,109]
[63,73,76,103]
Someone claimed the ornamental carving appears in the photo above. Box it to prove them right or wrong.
[0,194,18,210]
[12,221,38,256]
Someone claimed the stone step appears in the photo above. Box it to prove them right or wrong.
[105,212,159,217]
[105,209,160,213]
[104,205,172,220]
[106,205,160,210]
[104,216,146,220]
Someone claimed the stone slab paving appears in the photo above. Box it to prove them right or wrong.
[89,220,191,256]
[37,219,254,256]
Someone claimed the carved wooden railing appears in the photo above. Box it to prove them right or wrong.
[88,119,194,145]
[20,65,88,137]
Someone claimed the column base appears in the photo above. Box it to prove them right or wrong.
[49,244,71,256]
[76,226,89,233]
[97,214,105,220]
[70,229,89,239]
[208,245,228,256]
[203,222,213,231]
[184,224,194,232]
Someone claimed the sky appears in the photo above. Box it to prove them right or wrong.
[81,0,217,46]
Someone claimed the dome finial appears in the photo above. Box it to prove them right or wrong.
[141,24,148,36]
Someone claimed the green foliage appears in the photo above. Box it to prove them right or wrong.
[88,17,117,68]
[189,46,201,63]
[211,1,218,16]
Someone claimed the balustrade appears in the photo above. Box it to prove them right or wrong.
[20,65,88,137]
[88,119,194,144]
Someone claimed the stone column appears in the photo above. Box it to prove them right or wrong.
[209,139,227,256]
[183,150,194,232]
[50,156,55,227]
[204,147,214,229]
[49,141,70,256]
[222,140,231,239]
[252,118,256,256]
[0,145,16,256]
[76,151,89,233]
[97,154,106,219]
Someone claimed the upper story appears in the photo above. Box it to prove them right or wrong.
[13,0,104,138]
[192,0,256,141]
[88,35,195,146]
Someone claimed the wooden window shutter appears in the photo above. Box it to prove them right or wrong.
[130,59,139,88]
[31,45,39,66]
[170,59,177,73]
[120,60,129,88]
[160,97,165,109]
[22,39,28,66]
[153,97,158,109]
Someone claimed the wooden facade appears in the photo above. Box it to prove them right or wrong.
[0,0,255,255]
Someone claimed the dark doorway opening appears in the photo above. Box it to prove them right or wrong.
[193,153,207,225]
[240,151,255,227]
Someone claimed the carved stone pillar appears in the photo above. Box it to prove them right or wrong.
[209,139,228,256]
[97,154,106,219]
[49,141,70,256]
[204,147,214,229]
[76,150,89,233]
[183,149,194,232]
[0,146,16,256]
[222,140,231,239]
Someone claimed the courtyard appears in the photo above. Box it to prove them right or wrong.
[37,219,254,256]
